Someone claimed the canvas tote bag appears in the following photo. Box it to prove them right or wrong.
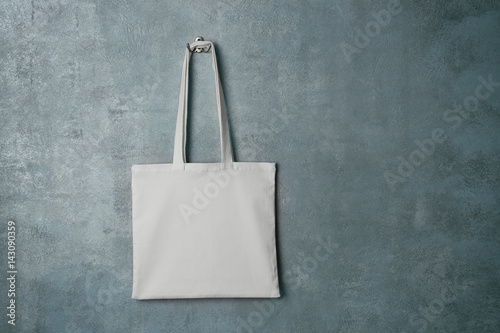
[131,39,280,299]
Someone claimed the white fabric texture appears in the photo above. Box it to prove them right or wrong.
[131,40,280,299]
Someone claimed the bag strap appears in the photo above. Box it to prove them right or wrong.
[172,40,234,169]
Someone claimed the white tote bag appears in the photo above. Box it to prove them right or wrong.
[131,40,280,299]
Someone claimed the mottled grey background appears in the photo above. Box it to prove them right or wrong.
[1,0,499,332]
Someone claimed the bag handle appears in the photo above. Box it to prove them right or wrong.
[172,40,234,169]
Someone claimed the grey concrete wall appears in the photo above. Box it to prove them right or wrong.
[1,0,499,332]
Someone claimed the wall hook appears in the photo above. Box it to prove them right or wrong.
[187,36,210,53]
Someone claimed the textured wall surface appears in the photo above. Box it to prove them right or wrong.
[1,0,499,332]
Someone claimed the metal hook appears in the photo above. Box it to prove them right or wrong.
[187,36,210,53]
